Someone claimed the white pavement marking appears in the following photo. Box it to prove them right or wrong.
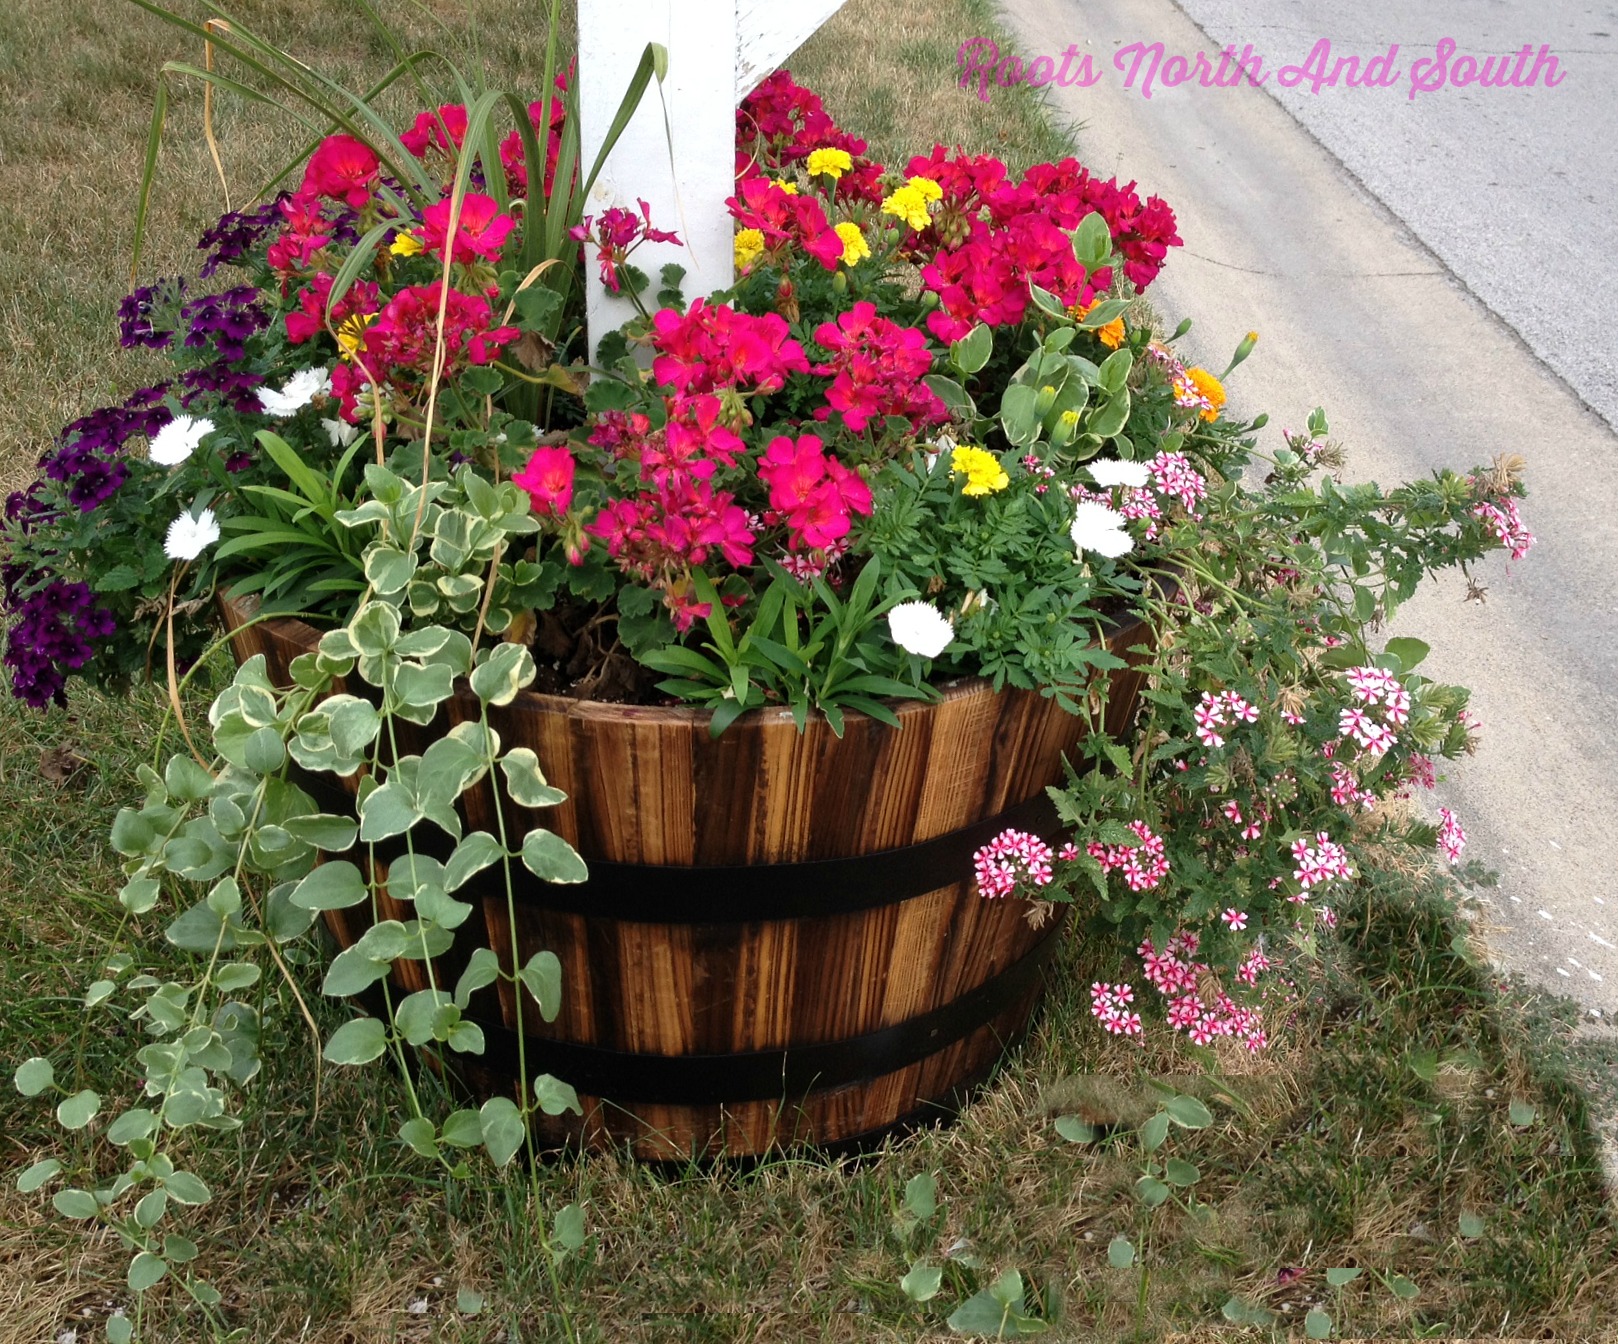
[1002,0,1618,1010]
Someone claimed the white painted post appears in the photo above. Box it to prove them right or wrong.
[576,0,849,360]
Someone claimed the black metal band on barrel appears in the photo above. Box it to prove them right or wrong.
[333,785,1066,924]
[464,926,1061,1105]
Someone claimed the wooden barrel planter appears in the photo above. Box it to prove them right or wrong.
[220,593,1155,1159]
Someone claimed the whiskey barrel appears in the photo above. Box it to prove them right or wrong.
[219,593,1154,1158]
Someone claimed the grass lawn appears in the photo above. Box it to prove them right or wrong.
[1,1,1615,1341]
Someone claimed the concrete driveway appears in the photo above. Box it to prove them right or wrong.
[999,0,1618,1014]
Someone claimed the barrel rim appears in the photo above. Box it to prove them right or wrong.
[218,585,1156,727]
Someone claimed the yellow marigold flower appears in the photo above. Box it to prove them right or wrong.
[335,312,376,361]
[389,231,423,257]
[770,177,799,195]
[908,175,943,203]
[734,227,766,273]
[1072,298,1126,350]
[806,147,853,180]
[950,445,1009,497]
[881,184,933,232]
[1185,366,1227,422]
[834,221,870,267]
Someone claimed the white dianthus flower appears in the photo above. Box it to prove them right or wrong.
[148,415,215,466]
[1085,457,1150,489]
[257,366,331,416]
[1069,500,1134,558]
[886,600,954,659]
[164,507,220,561]
[322,417,362,449]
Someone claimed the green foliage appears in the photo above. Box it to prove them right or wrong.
[13,575,589,1331]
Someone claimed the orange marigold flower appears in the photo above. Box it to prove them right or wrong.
[1185,366,1226,422]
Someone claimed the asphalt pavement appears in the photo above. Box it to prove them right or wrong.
[998,0,1618,1015]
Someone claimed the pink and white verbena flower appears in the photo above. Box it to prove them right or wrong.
[1090,982,1143,1036]
[1438,807,1468,864]
[1087,820,1170,891]
[972,828,1055,899]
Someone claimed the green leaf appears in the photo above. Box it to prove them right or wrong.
[519,951,563,1021]
[291,860,368,911]
[364,545,418,596]
[163,1235,199,1264]
[106,1109,158,1146]
[1163,1158,1201,1186]
[214,962,261,993]
[1107,1236,1136,1269]
[243,725,287,774]
[469,641,536,706]
[1305,1307,1333,1339]
[161,1170,212,1205]
[1459,1210,1485,1239]
[14,1056,53,1097]
[128,1251,168,1292]
[1139,1110,1170,1151]
[84,979,117,1008]
[119,877,161,915]
[444,831,505,891]
[904,1171,937,1220]
[901,1261,943,1302]
[1071,210,1113,267]
[521,828,588,884]
[553,1202,586,1251]
[163,755,214,801]
[107,1313,134,1344]
[1383,637,1430,673]
[480,1096,525,1167]
[1163,1094,1214,1129]
[283,814,359,852]
[532,1073,581,1116]
[457,1288,485,1316]
[1509,1098,1538,1127]
[398,1116,439,1158]
[1136,1175,1170,1206]
[1221,1295,1275,1326]
[1386,1274,1419,1300]
[944,1295,1009,1334]
[53,1188,100,1219]
[56,1089,101,1131]
[358,780,422,842]
[455,947,502,1008]
[441,1109,484,1149]
[500,747,567,808]
[16,1158,62,1193]
[1326,1267,1363,1287]
[1054,1115,1098,1144]
[951,323,992,375]
[324,1017,389,1065]
[321,945,392,998]
[134,1188,168,1228]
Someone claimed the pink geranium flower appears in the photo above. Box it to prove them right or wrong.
[420,194,517,264]
[300,134,380,210]
[513,446,576,518]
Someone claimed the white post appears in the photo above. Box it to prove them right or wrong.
[576,0,851,360]
[577,0,737,360]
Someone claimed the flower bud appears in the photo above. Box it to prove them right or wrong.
[1048,408,1080,447]
[831,270,848,295]
[1221,329,1258,377]
[1035,384,1058,415]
